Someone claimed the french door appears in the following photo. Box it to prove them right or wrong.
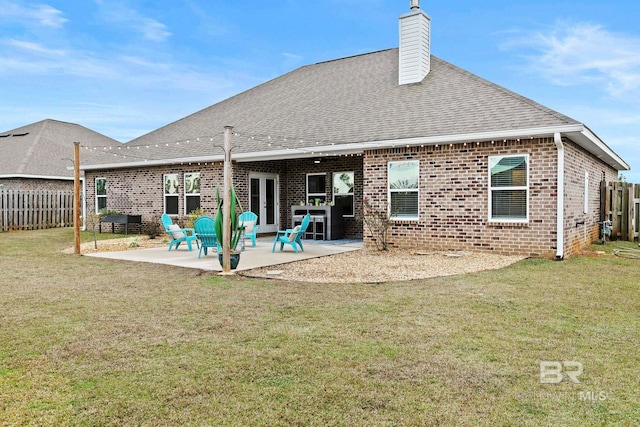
[249,173,279,233]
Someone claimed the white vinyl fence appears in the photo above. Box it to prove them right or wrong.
[0,190,74,232]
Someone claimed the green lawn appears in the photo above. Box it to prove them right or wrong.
[1,228,639,426]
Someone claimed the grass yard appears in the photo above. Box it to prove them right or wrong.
[1,228,639,426]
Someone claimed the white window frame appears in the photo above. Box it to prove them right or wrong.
[95,177,107,212]
[488,154,529,223]
[584,171,589,214]
[332,171,355,217]
[388,160,419,220]
[184,172,201,214]
[306,173,327,204]
[164,174,179,216]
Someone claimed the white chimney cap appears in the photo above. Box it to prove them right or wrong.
[410,0,420,10]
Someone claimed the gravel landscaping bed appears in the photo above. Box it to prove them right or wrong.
[241,248,526,283]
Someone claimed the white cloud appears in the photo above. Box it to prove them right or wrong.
[2,39,66,56]
[0,2,68,28]
[283,52,303,61]
[95,1,171,42]
[139,18,171,42]
[503,22,640,98]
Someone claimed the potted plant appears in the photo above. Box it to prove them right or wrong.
[214,186,244,269]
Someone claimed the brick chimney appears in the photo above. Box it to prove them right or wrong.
[399,0,431,85]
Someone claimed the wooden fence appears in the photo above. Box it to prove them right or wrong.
[601,181,639,242]
[0,190,74,232]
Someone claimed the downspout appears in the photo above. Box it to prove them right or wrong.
[554,132,564,260]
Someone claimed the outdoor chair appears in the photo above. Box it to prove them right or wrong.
[238,211,259,247]
[161,213,198,251]
[194,215,219,258]
[272,214,310,253]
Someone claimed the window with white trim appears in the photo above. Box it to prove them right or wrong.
[164,174,179,215]
[95,178,107,212]
[306,173,326,205]
[333,171,354,216]
[388,160,419,219]
[489,155,529,221]
[184,172,201,214]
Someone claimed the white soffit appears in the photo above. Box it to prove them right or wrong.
[77,125,629,171]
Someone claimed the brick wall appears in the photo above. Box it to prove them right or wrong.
[85,163,225,227]
[83,137,619,255]
[363,138,560,257]
[280,155,363,237]
[563,140,618,257]
[84,156,364,238]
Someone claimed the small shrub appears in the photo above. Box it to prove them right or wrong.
[358,197,394,251]
[144,214,163,239]
[185,208,208,229]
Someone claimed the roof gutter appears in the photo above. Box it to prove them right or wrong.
[554,132,565,260]
[0,173,81,181]
[77,124,629,172]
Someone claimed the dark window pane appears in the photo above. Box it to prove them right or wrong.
[308,175,326,193]
[266,178,275,225]
[186,196,200,214]
[97,197,107,211]
[390,191,418,217]
[334,195,353,216]
[492,190,526,219]
[165,196,178,215]
[250,178,260,219]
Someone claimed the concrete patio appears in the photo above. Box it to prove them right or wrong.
[85,236,363,272]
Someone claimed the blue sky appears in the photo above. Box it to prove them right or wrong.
[1,0,638,180]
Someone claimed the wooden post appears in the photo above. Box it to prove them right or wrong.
[73,142,81,254]
[221,126,233,273]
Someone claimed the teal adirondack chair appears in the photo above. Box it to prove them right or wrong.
[161,213,198,251]
[194,215,219,258]
[272,214,310,253]
[238,211,259,247]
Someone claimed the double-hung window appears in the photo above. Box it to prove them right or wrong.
[388,160,419,219]
[306,173,326,205]
[184,172,201,214]
[333,171,354,216]
[95,178,107,212]
[489,155,529,221]
[164,174,179,215]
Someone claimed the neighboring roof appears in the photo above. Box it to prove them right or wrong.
[0,119,120,180]
[80,49,629,171]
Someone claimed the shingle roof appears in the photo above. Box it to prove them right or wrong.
[81,48,624,169]
[0,119,120,179]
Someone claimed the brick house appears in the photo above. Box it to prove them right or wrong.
[80,2,628,258]
[0,119,119,192]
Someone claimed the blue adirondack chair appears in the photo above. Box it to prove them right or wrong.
[161,213,198,251]
[238,211,260,247]
[272,214,311,253]
[194,215,219,258]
